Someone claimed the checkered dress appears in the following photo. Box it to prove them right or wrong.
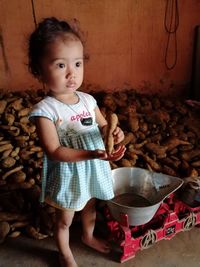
[29,92,114,210]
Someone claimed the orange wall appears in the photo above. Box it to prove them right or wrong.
[0,0,200,96]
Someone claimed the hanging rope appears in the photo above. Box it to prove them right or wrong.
[31,0,37,29]
[164,0,179,70]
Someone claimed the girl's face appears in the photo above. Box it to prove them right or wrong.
[40,35,84,95]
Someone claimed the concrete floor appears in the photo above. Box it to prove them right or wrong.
[0,222,200,267]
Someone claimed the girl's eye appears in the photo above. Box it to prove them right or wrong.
[75,62,82,67]
[58,63,65,68]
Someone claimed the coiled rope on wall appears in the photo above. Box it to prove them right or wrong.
[164,0,179,70]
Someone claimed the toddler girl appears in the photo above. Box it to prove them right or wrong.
[28,17,125,267]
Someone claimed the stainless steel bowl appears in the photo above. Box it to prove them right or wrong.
[107,167,183,226]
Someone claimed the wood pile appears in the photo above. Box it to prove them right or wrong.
[0,89,199,243]
[0,90,55,243]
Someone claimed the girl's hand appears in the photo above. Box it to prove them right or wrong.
[93,145,126,161]
[113,126,125,144]
[101,125,124,145]
[106,145,126,161]
[93,149,107,160]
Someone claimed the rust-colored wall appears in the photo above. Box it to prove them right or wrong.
[0,0,200,96]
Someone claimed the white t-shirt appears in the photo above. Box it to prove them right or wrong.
[30,91,98,135]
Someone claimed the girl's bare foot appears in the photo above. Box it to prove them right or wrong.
[81,236,110,253]
[59,254,78,267]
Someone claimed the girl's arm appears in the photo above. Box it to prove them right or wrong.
[95,106,107,128]
[35,117,106,162]
[95,106,125,144]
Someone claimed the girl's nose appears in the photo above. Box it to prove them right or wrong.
[66,69,75,79]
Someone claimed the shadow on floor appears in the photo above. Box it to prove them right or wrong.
[0,223,112,267]
[1,236,58,267]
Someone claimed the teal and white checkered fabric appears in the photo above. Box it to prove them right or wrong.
[41,128,114,209]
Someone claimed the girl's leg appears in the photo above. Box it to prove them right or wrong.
[54,209,78,267]
[81,198,110,253]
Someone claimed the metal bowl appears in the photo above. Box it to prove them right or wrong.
[107,167,183,226]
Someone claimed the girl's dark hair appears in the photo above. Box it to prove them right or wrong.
[28,17,81,78]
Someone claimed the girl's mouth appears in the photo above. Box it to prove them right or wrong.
[66,82,76,88]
